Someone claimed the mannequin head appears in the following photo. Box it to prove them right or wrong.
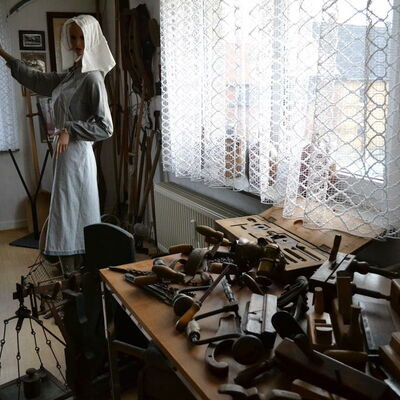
[61,14,115,74]
[69,22,85,57]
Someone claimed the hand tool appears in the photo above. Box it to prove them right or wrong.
[172,285,211,316]
[348,260,400,279]
[128,273,160,286]
[254,243,286,279]
[185,279,239,339]
[324,349,368,371]
[277,276,309,320]
[241,273,264,294]
[370,354,400,398]
[310,236,398,307]
[109,266,151,276]
[234,359,277,388]
[200,314,265,376]
[275,338,397,400]
[306,287,335,352]
[196,225,225,241]
[168,244,194,255]
[124,273,180,305]
[151,265,185,283]
[175,263,235,331]
[183,248,210,275]
[202,314,242,377]
[218,384,261,400]
[267,390,302,400]
[242,293,277,349]
[272,311,321,363]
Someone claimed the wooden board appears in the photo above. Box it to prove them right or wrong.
[258,207,371,252]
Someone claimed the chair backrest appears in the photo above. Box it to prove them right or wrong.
[84,223,135,270]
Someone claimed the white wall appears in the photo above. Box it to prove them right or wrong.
[0,0,96,230]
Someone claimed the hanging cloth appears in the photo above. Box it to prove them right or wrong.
[60,14,115,75]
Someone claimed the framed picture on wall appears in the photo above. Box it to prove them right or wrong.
[19,30,45,51]
[46,12,96,72]
[37,97,56,148]
[21,52,47,73]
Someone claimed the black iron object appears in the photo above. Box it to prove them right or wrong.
[62,222,142,399]
[277,275,309,320]
[0,367,71,400]
[0,277,70,400]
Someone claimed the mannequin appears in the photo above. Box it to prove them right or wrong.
[0,15,115,272]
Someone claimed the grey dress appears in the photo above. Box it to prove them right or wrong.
[8,58,113,256]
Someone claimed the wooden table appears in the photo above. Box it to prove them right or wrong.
[100,255,398,400]
[100,255,285,400]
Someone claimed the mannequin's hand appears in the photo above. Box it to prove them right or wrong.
[0,40,12,62]
[53,129,70,155]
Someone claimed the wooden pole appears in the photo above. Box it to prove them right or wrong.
[112,0,122,214]
[130,91,145,220]
[25,91,40,184]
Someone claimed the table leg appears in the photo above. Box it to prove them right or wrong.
[101,281,121,400]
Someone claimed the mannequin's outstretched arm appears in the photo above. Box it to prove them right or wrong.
[0,40,66,96]
[0,43,12,63]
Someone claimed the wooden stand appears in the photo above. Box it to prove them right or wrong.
[9,90,51,249]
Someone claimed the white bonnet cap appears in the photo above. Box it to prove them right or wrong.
[60,14,115,75]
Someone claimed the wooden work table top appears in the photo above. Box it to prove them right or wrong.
[99,254,396,400]
[100,255,289,400]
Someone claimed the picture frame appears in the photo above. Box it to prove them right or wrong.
[46,12,96,72]
[36,97,56,151]
[21,52,47,73]
[19,30,45,51]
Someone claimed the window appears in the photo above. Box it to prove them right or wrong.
[160,0,400,239]
[0,4,19,151]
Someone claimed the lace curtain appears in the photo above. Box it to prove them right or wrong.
[160,0,400,239]
[0,3,18,151]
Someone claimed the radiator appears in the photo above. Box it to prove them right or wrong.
[154,183,244,252]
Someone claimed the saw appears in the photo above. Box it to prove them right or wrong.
[7,0,37,19]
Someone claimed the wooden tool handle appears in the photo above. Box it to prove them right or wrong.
[314,287,324,314]
[209,262,224,273]
[329,235,342,261]
[152,265,185,283]
[173,294,194,317]
[168,244,193,255]
[132,274,160,286]
[205,236,231,246]
[176,302,201,332]
[324,349,368,365]
[196,225,224,241]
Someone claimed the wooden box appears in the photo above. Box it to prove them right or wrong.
[215,207,371,277]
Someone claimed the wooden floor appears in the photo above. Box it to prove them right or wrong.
[0,228,151,399]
